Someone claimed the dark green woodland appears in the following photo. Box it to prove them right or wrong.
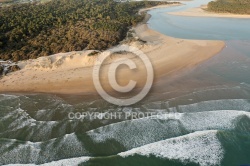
[207,0,250,14]
[0,0,178,61]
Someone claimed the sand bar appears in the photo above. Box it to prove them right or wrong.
[169,5,250,18]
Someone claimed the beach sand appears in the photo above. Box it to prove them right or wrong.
[139,3,181,14]
[0,5,225,95]
[168,5,250,18]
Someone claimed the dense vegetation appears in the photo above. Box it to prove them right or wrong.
[0,0,177,61]
[207,0,250,14]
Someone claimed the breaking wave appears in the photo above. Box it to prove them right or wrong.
[1,84,250,165]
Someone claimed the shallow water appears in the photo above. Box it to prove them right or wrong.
[1,0,250,165]
[148,0,250,40]
[1,90,250,165]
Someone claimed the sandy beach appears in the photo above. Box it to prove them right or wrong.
[139,3,181,14]
[168,5,250,18]
[0,5,225,95]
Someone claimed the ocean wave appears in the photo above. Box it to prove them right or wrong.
[1,93,250,165]
[0,94,20,102]
[87,115,186,149]
[169,99,250,113]
[87,110,250,150]
[3,156,90,166]
[0,107,61,141]
[0,133,89,165]
[118,130,224,166]
[180,110,250,132]
[0,108,37,130]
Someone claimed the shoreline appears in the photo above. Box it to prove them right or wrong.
[168,5,250,18]
[139,3,181,15]
[0,4,225,95]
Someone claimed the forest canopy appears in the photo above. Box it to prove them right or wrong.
[0,0,178,61]
[207,0,250,14]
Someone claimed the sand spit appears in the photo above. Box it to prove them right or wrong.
[0,5,225,94]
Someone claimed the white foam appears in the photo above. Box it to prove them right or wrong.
[1,108,37,131]
[87,110,250,150]
[118,130,224,166]
[169,99,250,113]
[0,139,42,164]
[3,156,90,166]
[0,107,62,141]
[0,133,88,164]
[0,94,19,101]
[87,117,184,149]
[180,110,250,131]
